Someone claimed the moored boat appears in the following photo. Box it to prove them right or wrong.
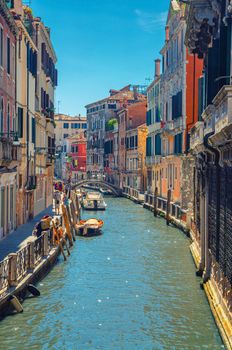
[76,218,104,237]
[82,192,107,210]
[99,188,113,195]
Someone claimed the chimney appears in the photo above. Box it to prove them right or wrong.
[11,0,23,16]
[155,59,161,78]
[165,26,170,42]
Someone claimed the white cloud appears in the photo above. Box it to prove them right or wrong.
[134,9,167,33]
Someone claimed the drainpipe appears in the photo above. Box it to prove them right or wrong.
[202,132,220,283]
[197,152,206,275]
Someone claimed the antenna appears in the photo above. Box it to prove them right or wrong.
[57,100,61,114]
[145,77,152,84]
[23,0,32,6]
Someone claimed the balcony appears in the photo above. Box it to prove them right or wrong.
[190,122,204,151]
[213,86,232,135]
[163,117,183,134]
[202,104,215,136]
[0,134,22,167]
[26,176,37,191]
[148,122,161,134]
[146,155,162,166]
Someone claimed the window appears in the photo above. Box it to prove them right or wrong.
[108,104,116,109]
[135,135,138,148]
[82,123,87,129]
[18,107,23,138]
[7,103,10,134]
[1,187,5,233]
[0,97,3,133]
[7,37,10,74]
[64,123,69,129]
[12,107,16,132]
[146,110,152,126]
[18,37,21,59]
[0,27,3,67]
[31,117,35,143]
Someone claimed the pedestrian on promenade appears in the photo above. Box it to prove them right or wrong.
[54,191,60,215]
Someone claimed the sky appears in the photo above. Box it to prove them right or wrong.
[31,0,170,116]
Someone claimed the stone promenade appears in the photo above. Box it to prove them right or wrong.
[0,206,53,261]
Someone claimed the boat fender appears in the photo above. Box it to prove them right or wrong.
[8,295,23,313]
[27,284,41,297]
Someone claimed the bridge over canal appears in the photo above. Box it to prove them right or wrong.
[72,179,122,196]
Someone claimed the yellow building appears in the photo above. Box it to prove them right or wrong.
[14,2,38,224]
[124,124,148,202]
[33,19,57,216]
[10,1,57,222]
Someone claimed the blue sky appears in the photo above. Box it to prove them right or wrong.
[32,0,170,115]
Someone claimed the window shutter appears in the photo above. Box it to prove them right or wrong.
[31,117,35,144]
[18,107,23,138]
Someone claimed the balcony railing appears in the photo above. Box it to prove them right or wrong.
[162,117,183,133]
[190,122,204,150]
[146,155,161,166]
[213,86,232,135]
[0,133,21,166]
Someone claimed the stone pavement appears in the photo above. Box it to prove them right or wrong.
[0,206,53,261]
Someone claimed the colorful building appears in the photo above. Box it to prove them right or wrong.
[54,114,86,180]
[14,2,38,223]
[146,59,162,196]
[104,118,119,185]
[86,85,146,179]
[65,133,86,182]
[117,101,147,200]
[0,0,20,238]
[33,16,57,216]
[145,1,203,218]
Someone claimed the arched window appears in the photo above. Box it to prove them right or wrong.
[0,97,3,134]
[7,103,10,135]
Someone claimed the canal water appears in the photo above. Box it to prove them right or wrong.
[0,197,224,350]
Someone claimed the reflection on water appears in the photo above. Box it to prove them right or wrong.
[0,198,224,350]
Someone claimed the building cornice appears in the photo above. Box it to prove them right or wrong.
[15,19,37,50]
[0,0,18,35]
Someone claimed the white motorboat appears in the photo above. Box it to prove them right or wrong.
[99,188,113,195]
[82,192,107,211]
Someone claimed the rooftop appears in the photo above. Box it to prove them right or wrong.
[55,114,87,121]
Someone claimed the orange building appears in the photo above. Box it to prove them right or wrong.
[117,101,147,201]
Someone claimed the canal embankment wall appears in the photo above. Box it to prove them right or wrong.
[123,191,232,350]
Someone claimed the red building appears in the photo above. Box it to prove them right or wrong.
[66,133,86,181]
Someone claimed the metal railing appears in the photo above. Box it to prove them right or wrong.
[0,257,10,298]
[0,231,52,300]
[34,235,44,264]
[16,245,30,281]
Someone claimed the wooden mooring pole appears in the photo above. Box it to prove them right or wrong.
[154,187,158,217]
[166,189,172,226]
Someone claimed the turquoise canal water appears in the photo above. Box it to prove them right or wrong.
[0,198,224,350]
